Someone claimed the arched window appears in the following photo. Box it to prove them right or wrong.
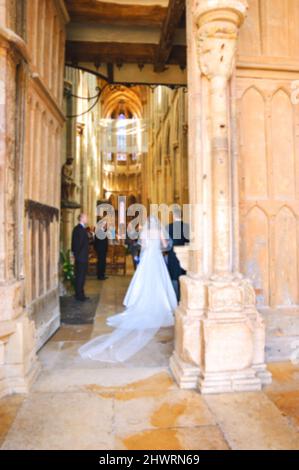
[117,113,127,161]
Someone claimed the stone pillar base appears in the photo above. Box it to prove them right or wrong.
[199,368,261,394]
[0,282,41,399]
[170,351,201,389]
[0,358,41,399]
[170,274,272,394]
[252,363,272,385]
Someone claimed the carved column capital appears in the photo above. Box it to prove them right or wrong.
[194,0,248,80]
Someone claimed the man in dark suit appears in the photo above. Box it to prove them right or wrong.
[166,208,189,301]
[94,220,108,280]
[71,213,89,301]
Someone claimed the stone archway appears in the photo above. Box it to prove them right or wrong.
[0,0,282,399]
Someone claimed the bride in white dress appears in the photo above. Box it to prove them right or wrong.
[78,216,178,363]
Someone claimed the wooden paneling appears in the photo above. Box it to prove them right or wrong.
[238,0,262,56]
[275,207,298,306]
[237,2,299,312]
[239,87,267,199]
[238,78,299,309]
[271,90,295,199]
[240,206,269,306]
[238,0,299,60]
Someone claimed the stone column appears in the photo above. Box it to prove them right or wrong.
[61,208,73,252]
[0,16,40,398]
[170,0,271,393]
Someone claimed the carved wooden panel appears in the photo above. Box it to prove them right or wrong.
[271,90,295,200]
[274,207,298,306]
[240,206,269,306]
[237,77,299,309]
[239,87,267,199]
[238,0,261,56]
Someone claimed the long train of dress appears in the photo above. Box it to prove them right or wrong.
[78,236,177,363]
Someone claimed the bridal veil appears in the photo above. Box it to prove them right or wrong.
[78,216,177,363]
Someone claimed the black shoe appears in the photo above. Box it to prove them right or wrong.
[97,275,108,280]
[75,296,86,302]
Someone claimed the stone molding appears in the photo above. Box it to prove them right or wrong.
[0,26,30,63]
[30,73,66,126]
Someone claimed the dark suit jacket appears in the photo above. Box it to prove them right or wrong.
[166,221,189,281]
[71,224,89,263]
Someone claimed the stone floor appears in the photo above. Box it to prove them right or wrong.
[1,274,299,450]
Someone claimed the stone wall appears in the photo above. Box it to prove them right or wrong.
[24,0,68,349]
[144,86,189,208]
[24,0,68,348]
[0,0,68,398]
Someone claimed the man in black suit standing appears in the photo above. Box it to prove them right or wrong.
[71,213,89,301]
[166,207,189,301]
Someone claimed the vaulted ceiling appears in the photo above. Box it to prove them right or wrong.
[101,85,144,118]
[64,0,187,86]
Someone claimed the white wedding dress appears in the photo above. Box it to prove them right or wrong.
[78,217,178,363]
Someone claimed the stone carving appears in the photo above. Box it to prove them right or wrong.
[196,23,238,80]
[195,0,248,80]
[61,157,77,203]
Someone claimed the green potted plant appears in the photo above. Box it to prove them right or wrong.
[60,249,75,294]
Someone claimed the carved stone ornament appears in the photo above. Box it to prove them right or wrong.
[196,23,238,80]
[194,0,248,80]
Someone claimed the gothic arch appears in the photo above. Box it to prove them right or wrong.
[239,86,267,199]
[274,206,298,306]
[240,84,265,101]
[240,205,270,306]
[271,89,295,199]
[102,86,143,118]
[270,86,292,101]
